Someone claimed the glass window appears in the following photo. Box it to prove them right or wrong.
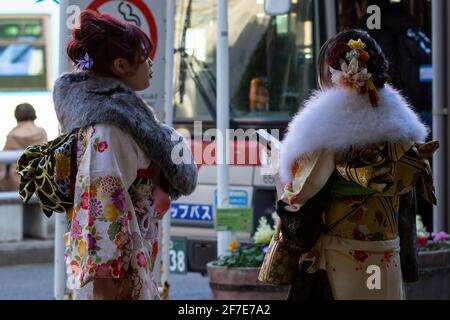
[0,15,50,91]
[173,0,316,122]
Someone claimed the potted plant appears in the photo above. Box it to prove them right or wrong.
[206,213,290,300]
[404,215,450,300]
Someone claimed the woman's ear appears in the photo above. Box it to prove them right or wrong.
[110,58,129,77]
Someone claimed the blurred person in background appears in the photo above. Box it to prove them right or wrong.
[0,103,47,191]
[356,0,432,129]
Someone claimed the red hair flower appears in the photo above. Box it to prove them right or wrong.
[328,42,351,70]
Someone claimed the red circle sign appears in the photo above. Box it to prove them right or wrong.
[87,0,158,60]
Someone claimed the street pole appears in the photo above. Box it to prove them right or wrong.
[432,0,447,232]
[54,0,71,300]
[216,0,235,257]
[324,0,337,40]
[446,0,450,232]
[161,0,175,295]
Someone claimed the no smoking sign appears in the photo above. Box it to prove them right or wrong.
[61,0,167,119]
[87,0,158,60]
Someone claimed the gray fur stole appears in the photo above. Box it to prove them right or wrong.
[53,71,197,199]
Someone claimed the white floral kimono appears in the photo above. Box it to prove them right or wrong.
[64,124,162,300]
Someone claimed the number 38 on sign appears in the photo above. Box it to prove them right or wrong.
[169,238,188,274]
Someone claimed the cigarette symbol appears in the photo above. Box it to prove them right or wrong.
[118,2,141,27]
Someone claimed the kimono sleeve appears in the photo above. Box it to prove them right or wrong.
[280,150,335,211]
[275,150,335,255]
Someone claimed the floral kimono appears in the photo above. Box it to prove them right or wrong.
[65,124,162,300]
[53,71,198,300]
[278,84,438,300]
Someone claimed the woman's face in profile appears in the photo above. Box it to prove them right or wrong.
[116,57,153,92]
[132,58,153,91]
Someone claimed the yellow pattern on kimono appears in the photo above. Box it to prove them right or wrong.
[281,140,438,299]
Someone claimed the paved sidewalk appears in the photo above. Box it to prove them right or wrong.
[0,239,212,300]
[0,263,212,300]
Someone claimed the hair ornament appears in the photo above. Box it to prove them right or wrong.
[328,38,379,107]
[74,52,94,71]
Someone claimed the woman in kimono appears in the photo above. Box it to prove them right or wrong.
[277,30,438,300]
[52,10,198,300]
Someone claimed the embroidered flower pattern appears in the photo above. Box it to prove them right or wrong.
[352,250,369,263]
[89,198,103,217]
[94,137,108,153]
[136,251,147,268]
[111,187,126,210]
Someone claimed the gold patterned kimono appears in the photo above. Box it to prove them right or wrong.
[281,140,438,300]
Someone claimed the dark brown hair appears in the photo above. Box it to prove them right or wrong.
[15,103,36,122]
[66,10,153,75]
[318,29,389,89]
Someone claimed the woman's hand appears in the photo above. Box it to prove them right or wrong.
[153,183,171,219]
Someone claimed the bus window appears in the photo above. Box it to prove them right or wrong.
[173,0,316,123]
[0,15,50,91]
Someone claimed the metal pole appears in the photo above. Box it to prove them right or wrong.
[324,0,337,39]
[164,0,175,128]
[444,0,450,232]
[432,0,447,232]
[216,0,234,257]
[54,0,71,300]
[161,0,175,295]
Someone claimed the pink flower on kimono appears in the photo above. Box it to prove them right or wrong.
[97,141,108,153]
[383,250,394,263]
[111,187,126,210]
[96,263,112,278]
[352,250,368,263]
[136,251,147,268]
[70,218,82,238]
[85,258,97,275]
[70,260,80,277]
[87,213,96,227]
[80,192,89,210]
[111,257,123,277]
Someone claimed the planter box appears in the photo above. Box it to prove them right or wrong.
[206,262,289,300]
[405,249,450,300]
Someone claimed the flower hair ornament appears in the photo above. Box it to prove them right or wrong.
[328,39,379,107]
[74,52,94,71]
